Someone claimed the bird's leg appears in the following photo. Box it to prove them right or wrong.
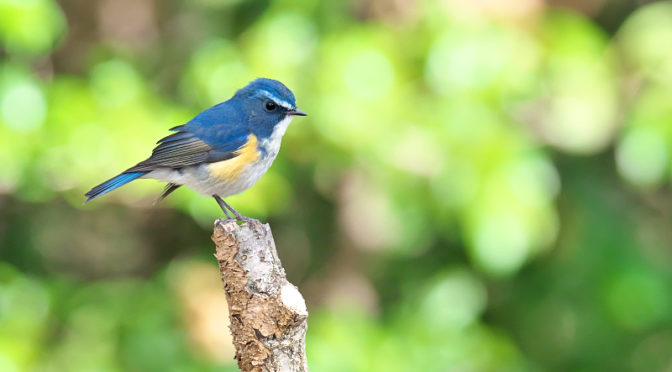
[213,195,233,220]
[223,200,249,222]
[216,197,249,221]
[213,195,251,221]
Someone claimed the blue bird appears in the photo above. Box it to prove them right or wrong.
[85,78,307,220]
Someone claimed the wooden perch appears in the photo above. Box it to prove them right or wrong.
[212,219,309,372]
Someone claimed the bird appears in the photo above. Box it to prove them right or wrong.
[84,78,307,220]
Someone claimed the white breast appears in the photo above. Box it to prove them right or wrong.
[259,115,292,158]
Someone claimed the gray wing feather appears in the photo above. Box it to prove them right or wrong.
[126,131,235,172]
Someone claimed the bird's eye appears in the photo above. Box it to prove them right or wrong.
[265,101,277,111]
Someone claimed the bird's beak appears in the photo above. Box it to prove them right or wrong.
[289,108,307,116]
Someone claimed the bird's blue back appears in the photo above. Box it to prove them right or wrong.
[183,101,249,155]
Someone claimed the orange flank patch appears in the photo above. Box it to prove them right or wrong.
[208,134,260,181]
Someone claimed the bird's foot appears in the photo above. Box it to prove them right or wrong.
[238,216,257,224]
[229,209,255,224]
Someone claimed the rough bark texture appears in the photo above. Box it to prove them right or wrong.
[212,219,309,372]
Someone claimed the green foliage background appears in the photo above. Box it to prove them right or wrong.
[1,0,672,371]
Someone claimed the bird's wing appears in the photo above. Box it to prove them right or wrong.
[125,125,249,172]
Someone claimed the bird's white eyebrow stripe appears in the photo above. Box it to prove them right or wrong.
[258,90,293,110]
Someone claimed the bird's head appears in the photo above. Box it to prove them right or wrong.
[235,78,306,137]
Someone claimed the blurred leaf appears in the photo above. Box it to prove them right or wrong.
[0,0,66,55]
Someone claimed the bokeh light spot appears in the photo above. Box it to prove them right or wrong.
[0,354,18,372]
[419,269,487,331]
[616,128,668,187]
[0,0,66,54]
[0,79,45,132]
[472,214,530,276]
[181,39,248,105]
[247,12,317,70]
[605,270,670,331]
[618,2,672,84]
[343,50,394,101]
[532,12,619,154]
[90,60,142,107]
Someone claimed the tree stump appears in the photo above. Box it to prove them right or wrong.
[212,219,309,372]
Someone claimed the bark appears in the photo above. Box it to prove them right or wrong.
[212,218,309,372]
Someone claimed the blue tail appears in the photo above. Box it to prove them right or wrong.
[84,171,147,204]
